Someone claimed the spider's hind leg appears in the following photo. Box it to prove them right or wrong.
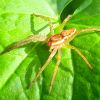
[1,35,47,54]
[49,48,62,93]
[29,48,57,88]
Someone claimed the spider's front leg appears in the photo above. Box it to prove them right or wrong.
[49,48,62,93]
[57,15,72,32]
[66,44,92,69]
[77,28,100,34]
[30,48,58,88]
[68,28,100,43]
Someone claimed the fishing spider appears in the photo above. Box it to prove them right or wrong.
[2,13,100,93]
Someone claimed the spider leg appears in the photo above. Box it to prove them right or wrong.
[68,28,100,44]
[1,35,47,54]
[75,28,100,38]
[66,45,92,69]
[49,48,62,93]
[32,13,54,34]
[77,28,100,34]
[58,15,72,32]
[11,35,47,48]
[48,20,54,35]
[30,48,58,87]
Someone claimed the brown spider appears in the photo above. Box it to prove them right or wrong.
[2,13,100,93]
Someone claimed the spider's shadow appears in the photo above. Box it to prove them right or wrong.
[25,43,49,89]
[24,16,50,88]
[0,15,50,89]
[0,15,49,55]
[30,15,49,34]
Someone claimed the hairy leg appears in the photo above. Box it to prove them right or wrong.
[49,49,62,93]
[1,35,47,54]
[77,28,100,34]
[10,35,47,47]
[69,28,100,42]
[67,45,92,69]
[32,13,54,34]
[58,15,72,32]
[30,48,58,87]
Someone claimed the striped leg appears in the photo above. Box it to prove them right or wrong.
[67,45,92,69]
[30,48,58,87]
[58,15,72,32]
[49,49,62,93]
[32,13,54,34]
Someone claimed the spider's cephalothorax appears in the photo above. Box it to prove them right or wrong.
[48,28,76,51]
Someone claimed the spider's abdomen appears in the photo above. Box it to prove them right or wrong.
[48,34,63,47]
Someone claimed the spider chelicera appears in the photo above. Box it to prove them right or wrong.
[2,13,100,93]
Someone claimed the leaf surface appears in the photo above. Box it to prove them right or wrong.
[0,0,100,100]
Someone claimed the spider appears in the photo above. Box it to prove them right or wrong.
[1,13,100,93]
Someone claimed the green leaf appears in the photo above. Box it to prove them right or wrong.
[0,0,100,100]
